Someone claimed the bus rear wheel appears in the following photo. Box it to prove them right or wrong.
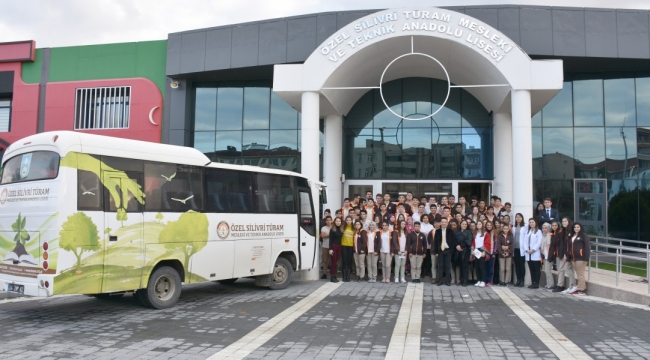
[141,266,182,309]
[269,257,293,290]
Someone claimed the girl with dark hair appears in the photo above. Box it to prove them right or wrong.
[535,202,545,225]
[484,220,497,286]
[472,220,489,287]
[340,216,355,282]
[328,217,344,283]
[393,220,409,283]
[569,222,590,296]
[513,213,527,287]
[523,218,542,289]
[353,220,368,282]
[559,217,577,294]
[468,206,480,223]
[496,223,514,286]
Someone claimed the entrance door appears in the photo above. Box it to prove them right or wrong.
[574,179,607,236]
[458,182,492,205]
[102,171,144,293]
[381,182,452,203]
[298,188,316,270]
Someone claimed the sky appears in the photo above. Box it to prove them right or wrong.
[1,0,650,48]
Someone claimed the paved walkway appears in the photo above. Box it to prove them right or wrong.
[2,276,650,360]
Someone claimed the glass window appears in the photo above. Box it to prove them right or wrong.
[605,78,636,127]
[270,130,298,151]
[638,128,650,180]
[532,128,542,179]
[216,86,243,130]
[194,88,217,131]
[606,127,637,180]
[346,91,373,130]
[243,86,270,130]
[374,81,402,129]
[636,77,650,127]
[204,168,253,213]
[434,87,461,128]
[255,174,295,213]
[270,92,298,129]
[532,110,541,127]
[542,128,573,179]
[0,98,11,132]
[542,82,572,127]
[215,131,242,164]
[402,77,431,118]
[145,163,203,212]
[608,179,638,240]
[1,151,60,184]
[574,78,604,126]
[194,132,215,158]
[461,91,490,128]
[574,127,605,178]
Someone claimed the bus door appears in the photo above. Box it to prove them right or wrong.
[297,188,316,270]
[102,171,144,293]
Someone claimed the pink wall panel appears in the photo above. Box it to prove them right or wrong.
[0,41,35,63]
[0,62,39,150]
[44,78,163,143]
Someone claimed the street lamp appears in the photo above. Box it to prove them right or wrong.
[620,127,628,192]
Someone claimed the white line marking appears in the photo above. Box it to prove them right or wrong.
[207,282,341,360]
[450,84,511,88]
[0,294,76,304]
[321,86,381,90]
[386,283,423,360]
[492,287,592,360]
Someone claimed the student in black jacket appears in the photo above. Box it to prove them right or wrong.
[433,218,456,286]
[407,221,427,283]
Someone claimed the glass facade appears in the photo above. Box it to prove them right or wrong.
[343,78,493,180]
[533,73,650,241]
[193,80,312,173]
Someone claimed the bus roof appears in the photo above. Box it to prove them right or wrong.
[205,161,307,179]
[3,131,211,166]
[3,132,327,188]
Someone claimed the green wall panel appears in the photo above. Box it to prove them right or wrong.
[21,48,43,84]
[48,40,167,95]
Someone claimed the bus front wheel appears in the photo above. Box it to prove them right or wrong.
[269,257,293,290]
[142,266,182,309]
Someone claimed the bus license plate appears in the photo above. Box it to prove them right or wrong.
[7,284,24,294]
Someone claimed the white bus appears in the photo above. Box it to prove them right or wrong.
[0,131,326,309]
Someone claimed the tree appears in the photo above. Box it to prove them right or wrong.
[104,227,112,241]
[158,211,209,271]
[116,208,128,227]
[11,213,29,245]
[156,212,164,223]
[59,212,100,274]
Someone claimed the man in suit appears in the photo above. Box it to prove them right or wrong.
[538,197,558,226]
[432,218,456,286]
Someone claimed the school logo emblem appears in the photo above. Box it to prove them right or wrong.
[217,221,230,239]
[0,188,6,205]
[20,154,32,179]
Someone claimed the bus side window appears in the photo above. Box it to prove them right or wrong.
[144,162,203,212]
[255,174,295,214]
[205,168,252,213]
[78,169,102,210]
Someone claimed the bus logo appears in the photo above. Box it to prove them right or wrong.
[217,221,230,239]
[20,154,32,179]
[0,188,6,205]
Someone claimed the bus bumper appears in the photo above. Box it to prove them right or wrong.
[0,276,54,297]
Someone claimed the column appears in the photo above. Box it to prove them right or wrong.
[511,90,533,220]
[323,114,343,214]
[301,91,320,281]
[493,113,513,205]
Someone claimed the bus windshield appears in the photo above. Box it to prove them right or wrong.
[1,151,60,184]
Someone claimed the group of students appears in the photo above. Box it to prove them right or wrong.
[319,192,591,296]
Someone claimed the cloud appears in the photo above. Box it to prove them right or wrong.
[1,0,649,48]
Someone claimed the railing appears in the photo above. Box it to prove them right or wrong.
[590,237,650,295]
